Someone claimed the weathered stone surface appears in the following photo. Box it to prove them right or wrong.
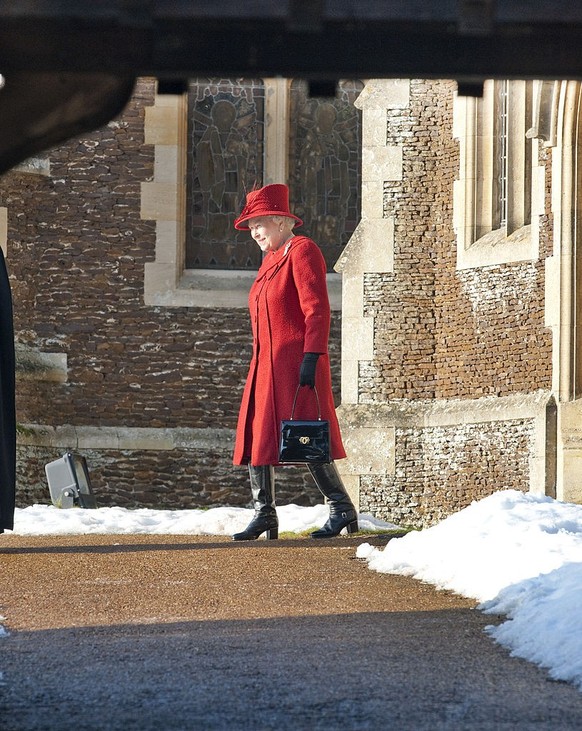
[342,79,554,527]
[4,78,337,511]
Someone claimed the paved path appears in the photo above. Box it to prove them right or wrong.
[2,534,582,730]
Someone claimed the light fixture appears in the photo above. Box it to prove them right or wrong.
[45,452,98,509]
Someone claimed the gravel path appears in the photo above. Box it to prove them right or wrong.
[1,533,582,730]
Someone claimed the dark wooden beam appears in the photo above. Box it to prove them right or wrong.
[0,0,581,174]
[0,1,581,81]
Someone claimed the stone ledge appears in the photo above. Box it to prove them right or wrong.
[457,224,538,270]
[145,267,343,310]
[337,390,553,428]
[17,425,235,452]
[337,390,555,499]
[15,346,68,383]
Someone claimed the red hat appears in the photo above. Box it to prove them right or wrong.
[234,183,303,230]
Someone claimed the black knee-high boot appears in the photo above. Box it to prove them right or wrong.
[232,465,279,541]
[308,462,358,538]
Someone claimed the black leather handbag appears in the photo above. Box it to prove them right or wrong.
[279,385,331,464]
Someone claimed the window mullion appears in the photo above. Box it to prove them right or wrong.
[498,79,509,229]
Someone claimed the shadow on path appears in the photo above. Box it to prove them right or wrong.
[3,610,582,729]
[1,535,582,729]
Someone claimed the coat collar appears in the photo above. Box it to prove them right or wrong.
[256,236,295,277]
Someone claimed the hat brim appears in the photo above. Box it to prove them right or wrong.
[234,211,303,231]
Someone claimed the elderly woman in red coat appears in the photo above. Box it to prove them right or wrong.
[232,183,357,540]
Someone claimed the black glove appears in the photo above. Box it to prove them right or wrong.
[299,352,320,388]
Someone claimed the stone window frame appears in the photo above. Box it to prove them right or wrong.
[453,80,544,270]
[142,79,341,309]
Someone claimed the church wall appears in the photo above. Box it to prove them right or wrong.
[360,419,535,527]
[5,78,331,509]
[339,79,555,528]
[6,75,558,526]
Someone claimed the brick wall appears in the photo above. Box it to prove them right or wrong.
[359,80,552,404]
[351,79,554,527]
[360,419,535,528]
[5,78,335,510]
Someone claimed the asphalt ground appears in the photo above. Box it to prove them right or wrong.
[1,533,582,730]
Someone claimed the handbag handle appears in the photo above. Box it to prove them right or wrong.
[289,385,322,421]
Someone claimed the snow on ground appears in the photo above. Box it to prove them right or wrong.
[357,490,582,691]
[3,490,582,693]
[7,502,394,537]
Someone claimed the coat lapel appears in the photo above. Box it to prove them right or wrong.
[256,237,295,280]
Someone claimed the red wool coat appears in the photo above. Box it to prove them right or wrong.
[233,235,346,466]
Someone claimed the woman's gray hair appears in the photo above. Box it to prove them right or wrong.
[271,215,297,231]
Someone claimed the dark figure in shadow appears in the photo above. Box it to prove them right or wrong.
[0,248,15,533]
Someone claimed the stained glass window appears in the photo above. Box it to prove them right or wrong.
[288,80,363,270]
[185,78,362,272]
[185,79,265,269]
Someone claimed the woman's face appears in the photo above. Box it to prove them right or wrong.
[247,216,288,253]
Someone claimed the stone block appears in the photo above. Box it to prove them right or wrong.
[154,145,180,184]
[342,315,374,361]
[362,145,402,182]
[561,449,582,504]
[355,79,410,110]
[342,425,396,475]
[144,102,181,145]
[362,109,388,148]
[360,180,385,220]
[141,181,179,221]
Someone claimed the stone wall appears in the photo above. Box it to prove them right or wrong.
[359,80,552,403]
[360,419,535,529]
[339,78,555,527]
[4,78,334,510]
[15,444,320,509]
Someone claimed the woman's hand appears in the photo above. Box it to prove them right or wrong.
[299,352,320,388]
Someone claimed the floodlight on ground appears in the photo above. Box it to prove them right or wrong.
[45,452,98,509]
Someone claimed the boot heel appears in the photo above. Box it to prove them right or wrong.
[266,528,278,540]
[346,520,358,535]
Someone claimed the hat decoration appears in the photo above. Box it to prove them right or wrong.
[234,184,303,230]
